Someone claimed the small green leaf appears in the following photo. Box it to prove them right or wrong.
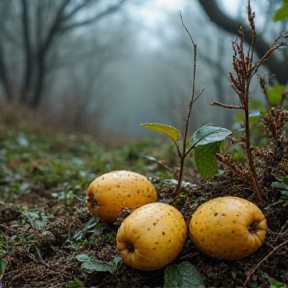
[267,84,283,105]
[20,207,48,229]
[281,190,288,197]
[265,274,287,288]
[194,142,220,179]
[73,217,101,241]
[165,264,180,288]
[234,100,267,126]
[273,3,288,21]
[76,254,121,274]
[226,143,246,162]
[164,262,205,288]
[191,125,231,178]
[249,100,267,111]
[141,123,181,142]
[67,278,85,288]
[271,181,288,191]
[0,261,6,280]
[192,125,232,146]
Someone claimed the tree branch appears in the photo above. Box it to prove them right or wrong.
[197,0,288,85]
[60,0,127,32]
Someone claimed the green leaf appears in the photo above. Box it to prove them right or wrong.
[164,262,205,288]
[192,125,232,146]
[76,254,121,274]
[234,100,267,126]
[273,3,288,21]
[20,207,48,229]
[73,217,101,241]
[265,274,287,288]
[0,260,6,280]
[191,125,231,178]
[67,278,85,288]
[267,84,283,105]
[226,143,245,162]
[194,142,220,179]
[141,123,181,142]
[249,100,267,111]
[271,181,288,191]
[165,264,179,288]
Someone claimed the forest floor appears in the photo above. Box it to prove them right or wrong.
[1,107,288,288]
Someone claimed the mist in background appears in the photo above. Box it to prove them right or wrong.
[0,0,287,138]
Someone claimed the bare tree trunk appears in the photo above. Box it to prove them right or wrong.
[21,0,33,104]
[0,43,13,102]
[32,51,45,108]
[0,0,130,108]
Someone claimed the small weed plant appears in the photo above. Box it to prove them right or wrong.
[142,2,288,204]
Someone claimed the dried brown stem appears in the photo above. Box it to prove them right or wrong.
[211,2,282,203]
[211,101,243,110]
[174,12,203,196]
[244,239,288,286]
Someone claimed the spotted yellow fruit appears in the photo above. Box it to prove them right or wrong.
[86,170,157,224]
[189,196,267,260]
[116,202,187,271]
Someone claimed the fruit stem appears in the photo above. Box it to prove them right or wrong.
[126,242,135,252]
[248,221,258,233]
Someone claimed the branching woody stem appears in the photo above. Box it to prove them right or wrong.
[211,1,281,203]
[173,12,204,196]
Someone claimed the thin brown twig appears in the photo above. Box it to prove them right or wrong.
[211,101,243,109]
[173,12,201,196]
[244,239,288,286]
[192,87,205,104]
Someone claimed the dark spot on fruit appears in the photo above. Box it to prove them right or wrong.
[162,231,165,235]
[214,212,218,216]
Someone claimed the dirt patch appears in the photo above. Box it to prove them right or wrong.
[1,173,288,288]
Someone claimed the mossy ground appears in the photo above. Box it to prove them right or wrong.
[0,106,288,288]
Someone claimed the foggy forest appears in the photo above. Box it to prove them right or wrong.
[2,1,288,287]
[0,0,287,137]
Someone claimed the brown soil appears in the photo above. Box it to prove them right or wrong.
[1,171,288,288]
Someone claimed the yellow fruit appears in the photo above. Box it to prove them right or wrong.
[117,202,187,271]
[86,170,157,223]
[189,196,267,260]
